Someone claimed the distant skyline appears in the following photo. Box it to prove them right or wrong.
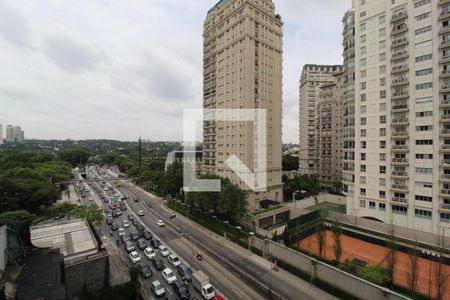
[0,0,351,143]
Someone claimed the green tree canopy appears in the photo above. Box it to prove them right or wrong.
[74,205,103,226]
[58,148,90,167]
[0,210,34,225]
[282,155,299,171]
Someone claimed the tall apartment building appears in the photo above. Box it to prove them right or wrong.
[5,125,13,143]
[0,124,3,144]
[298,64,342,178]
[317,71,345,192]
[203,0,283,211]
[348,0,450,235]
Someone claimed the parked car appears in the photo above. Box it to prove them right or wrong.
[118,228,126,237]
[54,213,65,220]
[152,257,165,271]
[120,204,127,211]
[121,233,131,244]
[177,263,193,282]
[138,263,152,279]
[142,231,152,240]
[106,217,113,225]
[136,224,145,233]
[129,251,141,264]
[125,241,135,253]
[138,210,145,216]
[137,238,147,250]
[131,232,140,241]
[122,219,130,228]
[151,239,161,248]
[111,222,119,231]
[173,280,190,300]
[127,214,135,221]
[156,220,165,227]
[168,254,181,267]
[144,247,156,260]
[158,245,170,257]
[151,280,165,297]
[162,268,177,285]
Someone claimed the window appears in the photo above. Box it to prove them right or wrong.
[360,22,366,31]
[360,0,366,4]
[361,34,366,43]
[361,94,367,101]
[416,125,433,132]
[380,140,386,149]
[415,26,432,36]
[360,188,366,195]
[415,54,432,62]
[415,195,432,202]
[380,115,386,124]
[361,105,367,113]
[415,209,432,219]
[416,111,433,117]
[416,139,433,145]
[416,96,433,104]
[414,0,431,8]
[360,11,366,18]
[379,203,386,211]
[380,65,386,74]
[361,82,366,90]
[360,176,366,184]
[378,15,385,25]
[416,167,433,174]
[416,153,433,159]
[380,90,386,99]
[379,28,386,37]
[360,58,367,67]
[416,181,432,188]
[361,165,366,172]
[379,39,386,49]
[416,82,432,90]
[379,53,386,62]
[379,178,386,187]
[380,166,386,174]
[361,70,367,78]
[380,78,386,87]
[361,117,367,125]
[379,191,386,199]
[361,141,367,149]
[415,40,432,49]
[360,199,366,207]
[441,213,450,223]
[415,12,431,22]
[380,153,386,161]
[361,46,367,55]
[380,103,386,111]
[361,153,366,161]
[416,69,432,76]
[380,128,386,136]
[361,129,367,137]
[369,201,376,209]
[392,205,407,215]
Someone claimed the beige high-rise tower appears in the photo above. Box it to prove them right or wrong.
[203,0,284,211]
[349,0,450,236]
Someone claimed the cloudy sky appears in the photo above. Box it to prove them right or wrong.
[0,0,351,143]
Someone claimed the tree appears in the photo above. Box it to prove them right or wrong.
[406,245,419,298]
[316,224,326,258]
[385,227,397,288]
[435,248,448,300]
[282,155,299,171]
[52,202,78,218]
[74,205,103,226]
[219,181,248,220]
[58,148,91,167]
[331,222,343,264]
[0,210,34,225]
[282,227,291,247]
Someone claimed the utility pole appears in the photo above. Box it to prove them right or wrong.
[138,136,142,175]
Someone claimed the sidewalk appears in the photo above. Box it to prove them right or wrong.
[58,184,79,204]
[100,231,130,285]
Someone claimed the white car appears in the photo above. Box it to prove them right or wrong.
[168,254,181,267]
[88,196,94,201]
[151,280,165,297]
[156,220,165,227]
[144,247,156,260]
[118,228,125,237]
[158,245,170,257]
[138,210,145,216]
[122,219,130,228]
[129,251,141,264]
[162,268,177,284]
[114,192,120,197]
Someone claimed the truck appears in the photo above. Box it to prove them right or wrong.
[192,271,215,300]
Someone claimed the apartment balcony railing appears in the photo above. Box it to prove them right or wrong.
[442,99,450,107]
[392,197,408,203]
[391,12,407,22]
[442,69,450,78]
[392,157,408,163]
[441,188,450,195]
[442,114,450,120]
[441,40,450,48]
[392,171,408,177]
[392,77,408,86]
[392,25,407,35]
[441,203,450,210]
[440,8,450,20]
[392,117,409,125]
[392,92,409,99]
[392,144,408,150]
[442,54,450,63]
[441,174,450,180]
[392,103,408,110]
[392,65,408,72]
[441,25,450,35]
[392,131,408,137]
[442,144,450,151]
[392,37,408,48]
[392,50,408,60]
[392,183,408,190]
[442,129,450,136]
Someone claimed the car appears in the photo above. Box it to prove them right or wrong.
[157,245,170,257]
[168,254,181,267]
[125,241,135,253]
[111,222,119,231]
[151,239,161,248]
[88,196,94,201]
[156,220,165,227]
[120,205,127,211]
[114,210,122,217]
[129,251,141,264]
[128,214,135,221]
[118,228,126,237]
[138,263,153,279]
[162,268,177,285]
[172,280,190,300]
[144,247,156,260]
[177,263,193,282]
[114,192,120,197]
[138,210,145,216]
[142,231,152,240]
[121,234,131,244]
[137,238,147,250]
[152,257,165,270]
[106,216,113,225]
[131,232,140,241]
[133,197,139,202]
[122,219,130,228]
[54,213,65,220]
[151,280,165,297]
[136,224,145,233]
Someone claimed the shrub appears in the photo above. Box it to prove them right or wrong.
[357,266,385,285]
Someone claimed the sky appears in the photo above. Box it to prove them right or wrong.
[0,0,351,143]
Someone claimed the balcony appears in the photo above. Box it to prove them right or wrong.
[442,69,450,79]
[392,91,409,100]
[441,144,450,152]
[441,39,450,49]
[392,37,408,48]
[441,174,450,181]
[441,188,450,195]
[392,157,408,164]
[391,12,407,23]
[440,0,450,5]
[392,77,408,86]
[441,8,450,20]
[392,50,408,61]
[442,84,450,92]
[442,99,450,107]
[441,25,450,35]
[441,203,450,210]
[442,129,450,137]
[392,144,408,151]
[392,197,408,204]
[392,25,407,35]
[392,117,409,125]
[442,114,450,120]
[442,54,450,64]
[392,103,408,111]
[392,131,408,137]
[392,171,408,177]
[392,183,408,191]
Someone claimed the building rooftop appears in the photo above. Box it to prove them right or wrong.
[30,220,98,260]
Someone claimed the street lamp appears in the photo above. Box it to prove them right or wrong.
[292,190,300,208]
[224,221,229,238]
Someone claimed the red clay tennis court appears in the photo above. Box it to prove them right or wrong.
[297,230,450,299]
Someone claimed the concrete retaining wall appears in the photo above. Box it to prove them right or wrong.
[250,237,409,300]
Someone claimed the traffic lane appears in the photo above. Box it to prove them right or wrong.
[121,187,264,300]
